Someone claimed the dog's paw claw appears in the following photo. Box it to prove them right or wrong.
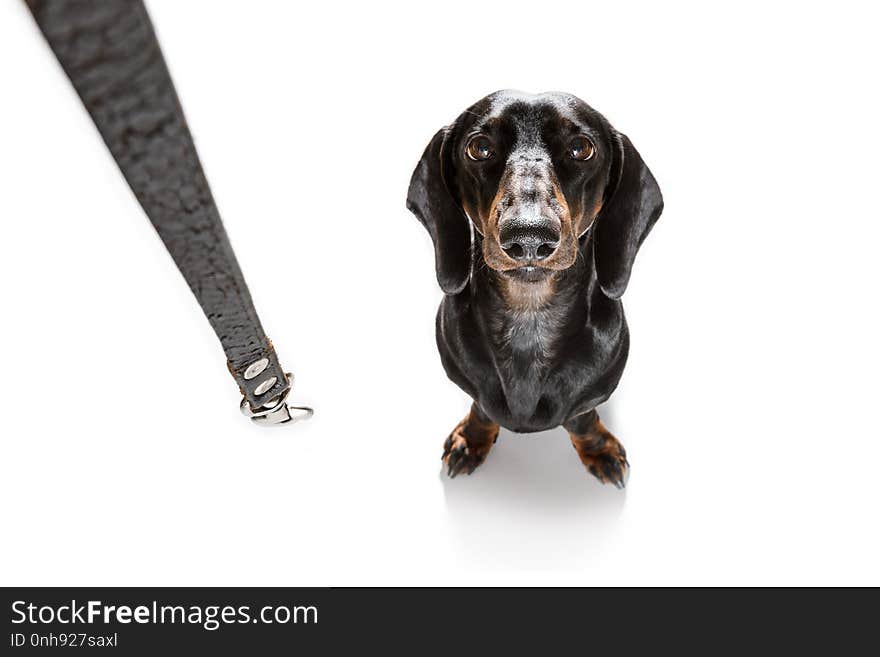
[586,450,629,488]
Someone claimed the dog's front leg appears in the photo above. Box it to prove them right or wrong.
[442,403,500,478]
[564,410,629,488]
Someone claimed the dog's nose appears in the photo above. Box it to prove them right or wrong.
[500,226,559,262]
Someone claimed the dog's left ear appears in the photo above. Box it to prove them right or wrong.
[406,127,472,295]
[594,133,664,299]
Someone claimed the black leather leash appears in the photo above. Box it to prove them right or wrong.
[26,0,311,425]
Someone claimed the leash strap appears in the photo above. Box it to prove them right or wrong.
[27,0,311,425]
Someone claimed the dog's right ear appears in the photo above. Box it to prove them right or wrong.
[406,127,472,295]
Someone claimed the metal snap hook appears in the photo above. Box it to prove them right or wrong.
[239,374,313,426]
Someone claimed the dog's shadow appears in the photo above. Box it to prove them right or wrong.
[441,403,626,570]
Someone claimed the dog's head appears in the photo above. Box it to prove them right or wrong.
[407,90,663,297]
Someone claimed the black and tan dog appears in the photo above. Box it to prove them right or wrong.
[406,91,663,486]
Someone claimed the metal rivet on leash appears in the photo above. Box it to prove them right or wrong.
[253,377,277,396]
[243,358,269,380]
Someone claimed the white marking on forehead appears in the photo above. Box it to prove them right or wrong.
[488,89,535,114]
[510,144,550,160]
[485,91,559,157]
[487,90,579,115]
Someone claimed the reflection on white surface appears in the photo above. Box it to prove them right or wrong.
[442,405,626,572]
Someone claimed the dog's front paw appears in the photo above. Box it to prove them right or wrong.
[578,445,629,489]
[442,430,490,478]
[441,411,499,478]
[567,413,629,488]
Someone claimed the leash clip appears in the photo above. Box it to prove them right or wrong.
[239,374,313,427]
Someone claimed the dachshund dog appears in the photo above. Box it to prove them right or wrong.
[406,91,663,486]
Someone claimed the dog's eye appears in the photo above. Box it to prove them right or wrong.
[568,136,595,161]
[466,135,495,161]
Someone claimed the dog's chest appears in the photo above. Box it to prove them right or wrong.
[489,304,567,418]
[494,306,563,364]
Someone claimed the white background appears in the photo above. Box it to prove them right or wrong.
[1,0,878,586]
